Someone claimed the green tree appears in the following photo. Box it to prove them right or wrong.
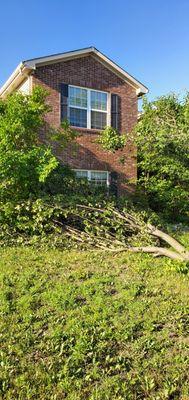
[135,94,189,220]
[0,87,75,201]
[98,126,126,152]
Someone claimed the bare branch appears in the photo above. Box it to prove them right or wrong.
[147,223,189,258]
[127,246,186,261]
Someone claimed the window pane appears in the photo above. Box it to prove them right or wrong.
[91,171,108,186]
[91,171,107,180]
[69,87,87,108]
[91,111,107,129]
[91,91,107,111]
[75,170,88,178]
[70,108,87,128]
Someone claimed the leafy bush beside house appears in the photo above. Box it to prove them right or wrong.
[0,88,78,203]
[135,94,189,220]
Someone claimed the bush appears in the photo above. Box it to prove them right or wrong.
[98,126,126,152]
[0,88,78,203]
[43,164,109,198]
[135,94,189,220]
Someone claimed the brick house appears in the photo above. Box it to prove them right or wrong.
[0,47,148,195]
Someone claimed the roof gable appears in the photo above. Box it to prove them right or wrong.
[0,47,148,98]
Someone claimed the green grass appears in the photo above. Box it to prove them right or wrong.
[0,246,189,399]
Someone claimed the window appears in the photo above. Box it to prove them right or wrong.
[68,85,109,129]
[75,170,88,179]
[90,171,109,186]
[74,170,109,186]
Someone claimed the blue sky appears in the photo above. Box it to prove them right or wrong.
[0,0,189,101]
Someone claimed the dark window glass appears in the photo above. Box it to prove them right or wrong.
[91,111,107,129]
[69,108,87,128]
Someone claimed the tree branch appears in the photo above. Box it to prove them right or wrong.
[147,223,189,259]
[127,246,186,261]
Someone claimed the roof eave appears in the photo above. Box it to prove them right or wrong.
[0,63,34,98]
[25,47,95,68]
[136,87,148,96]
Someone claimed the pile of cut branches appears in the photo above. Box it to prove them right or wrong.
[54,203,189,261]
[1,197,188,261]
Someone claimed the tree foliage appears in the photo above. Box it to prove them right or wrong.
[1,194,189,262]
[135,94,189,219]
[0,87,76,202]
[98,126,126,152]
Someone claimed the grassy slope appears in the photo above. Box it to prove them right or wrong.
[0,246,189,400]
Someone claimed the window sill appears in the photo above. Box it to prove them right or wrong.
[70,126,102,134]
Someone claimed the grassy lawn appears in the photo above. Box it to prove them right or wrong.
[0,246,189,399]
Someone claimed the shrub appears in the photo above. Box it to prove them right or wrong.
[135,94,189,220]
[98,126,126,152]
[0,88,77,202]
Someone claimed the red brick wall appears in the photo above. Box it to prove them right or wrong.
[32,55,138,195]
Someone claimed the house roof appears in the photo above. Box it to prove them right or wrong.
[0,47,149,98]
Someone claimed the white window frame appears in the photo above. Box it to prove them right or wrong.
[68,85,111,129]
[74,169,110,187]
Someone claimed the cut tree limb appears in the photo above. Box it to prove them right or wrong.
[53,204,189,261]
[127,246,187,261]
[147,223,189,257]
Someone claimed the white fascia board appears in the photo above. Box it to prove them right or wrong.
[0,63,34,98]
[25,47,95,68]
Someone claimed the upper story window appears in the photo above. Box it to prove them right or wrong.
[68,85,109,130]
